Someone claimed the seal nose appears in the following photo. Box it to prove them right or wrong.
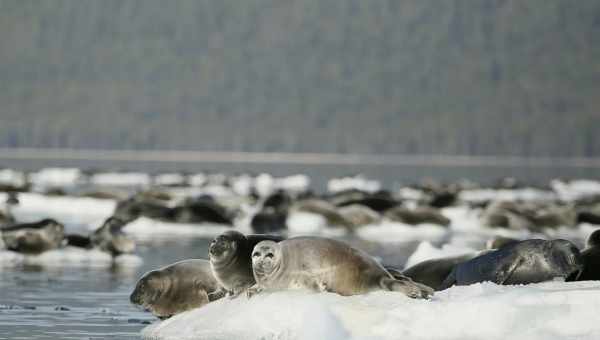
[130,291,140,304]
[209,242,223,256]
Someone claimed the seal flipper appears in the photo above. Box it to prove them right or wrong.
[246,284,263,299]
[380,276,434,299]
[383,266,404,280]
[494,256,524,284]
[207,288,227,301]
[439,269,457,290]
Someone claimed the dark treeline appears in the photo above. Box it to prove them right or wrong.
[0,0,599,157]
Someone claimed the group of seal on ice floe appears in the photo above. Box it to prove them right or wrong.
[1,217,135,256]
[129,229,600,319]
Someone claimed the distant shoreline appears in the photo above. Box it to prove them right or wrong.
[1,147,599,168]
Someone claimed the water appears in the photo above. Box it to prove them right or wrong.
[0,233,419,339]
[0,237,213,339]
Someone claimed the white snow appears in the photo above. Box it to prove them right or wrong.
[0,192,116,230]
[459,188,557,204]
[187,173,207,187]
[395,187,426,201]
[90,172,151,188]
[0,168,27,187]
[154,173,186,186]
[357,221,448,244]
[122,217,232,239]
[274,174,310,194]
[230,174,254,196]
[29,167,84,192]
[327,175,381,193]
[285,212,347,237]
[254,173,275,197]
[551,179,600,201]
[142,281,600,340]
[286,212,327,234]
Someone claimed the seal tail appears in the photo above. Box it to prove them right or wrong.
[380,275,434,299]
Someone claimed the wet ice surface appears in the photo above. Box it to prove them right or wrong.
[144,281,600,340]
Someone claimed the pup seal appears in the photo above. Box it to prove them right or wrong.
[249,237,433,298]
[90,217,135,256]
[130,259,220,319]
[209,231,284,297]
[440,239,583,289]
[1,219,64,254]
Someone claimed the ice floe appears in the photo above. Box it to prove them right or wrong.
[142,281,600,340]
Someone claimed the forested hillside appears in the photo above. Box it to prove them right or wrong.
[1,0,599,156]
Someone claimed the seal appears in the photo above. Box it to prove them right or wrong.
[481,201,576,231]
[292,199,353,229]
[1,219,64,254]
[113,196,172,223]
[440,239,583,289]
[130,259,220,319]
[575,229,600,281]
[250,208,287,234]
[171,197,233,225]
[90,217,135,256]
[384,206,450,226]
[480,201,535,230]
[401,252,486,291]
[338,204,381,228]
[114,194,233,225]
[208,231,284,297]
[64,233,93,248]
[249,237,433,298]
[332,191,399,212]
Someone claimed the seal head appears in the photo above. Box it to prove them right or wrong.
[251,240,282,283]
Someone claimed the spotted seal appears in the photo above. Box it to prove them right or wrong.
[249,237,433,298]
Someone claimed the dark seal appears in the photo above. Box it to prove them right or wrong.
[440,239,583,289]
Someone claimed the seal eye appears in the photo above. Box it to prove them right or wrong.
[252,251,261,258]
[266,253,274,259]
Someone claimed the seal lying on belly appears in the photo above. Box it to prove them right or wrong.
[90,217,135,256]
[440,239,583,290]
[1,219,64,254]
[249,237,433,298]
[209,231,284,297]
[130,259,221,319]
[401,252,486,291]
